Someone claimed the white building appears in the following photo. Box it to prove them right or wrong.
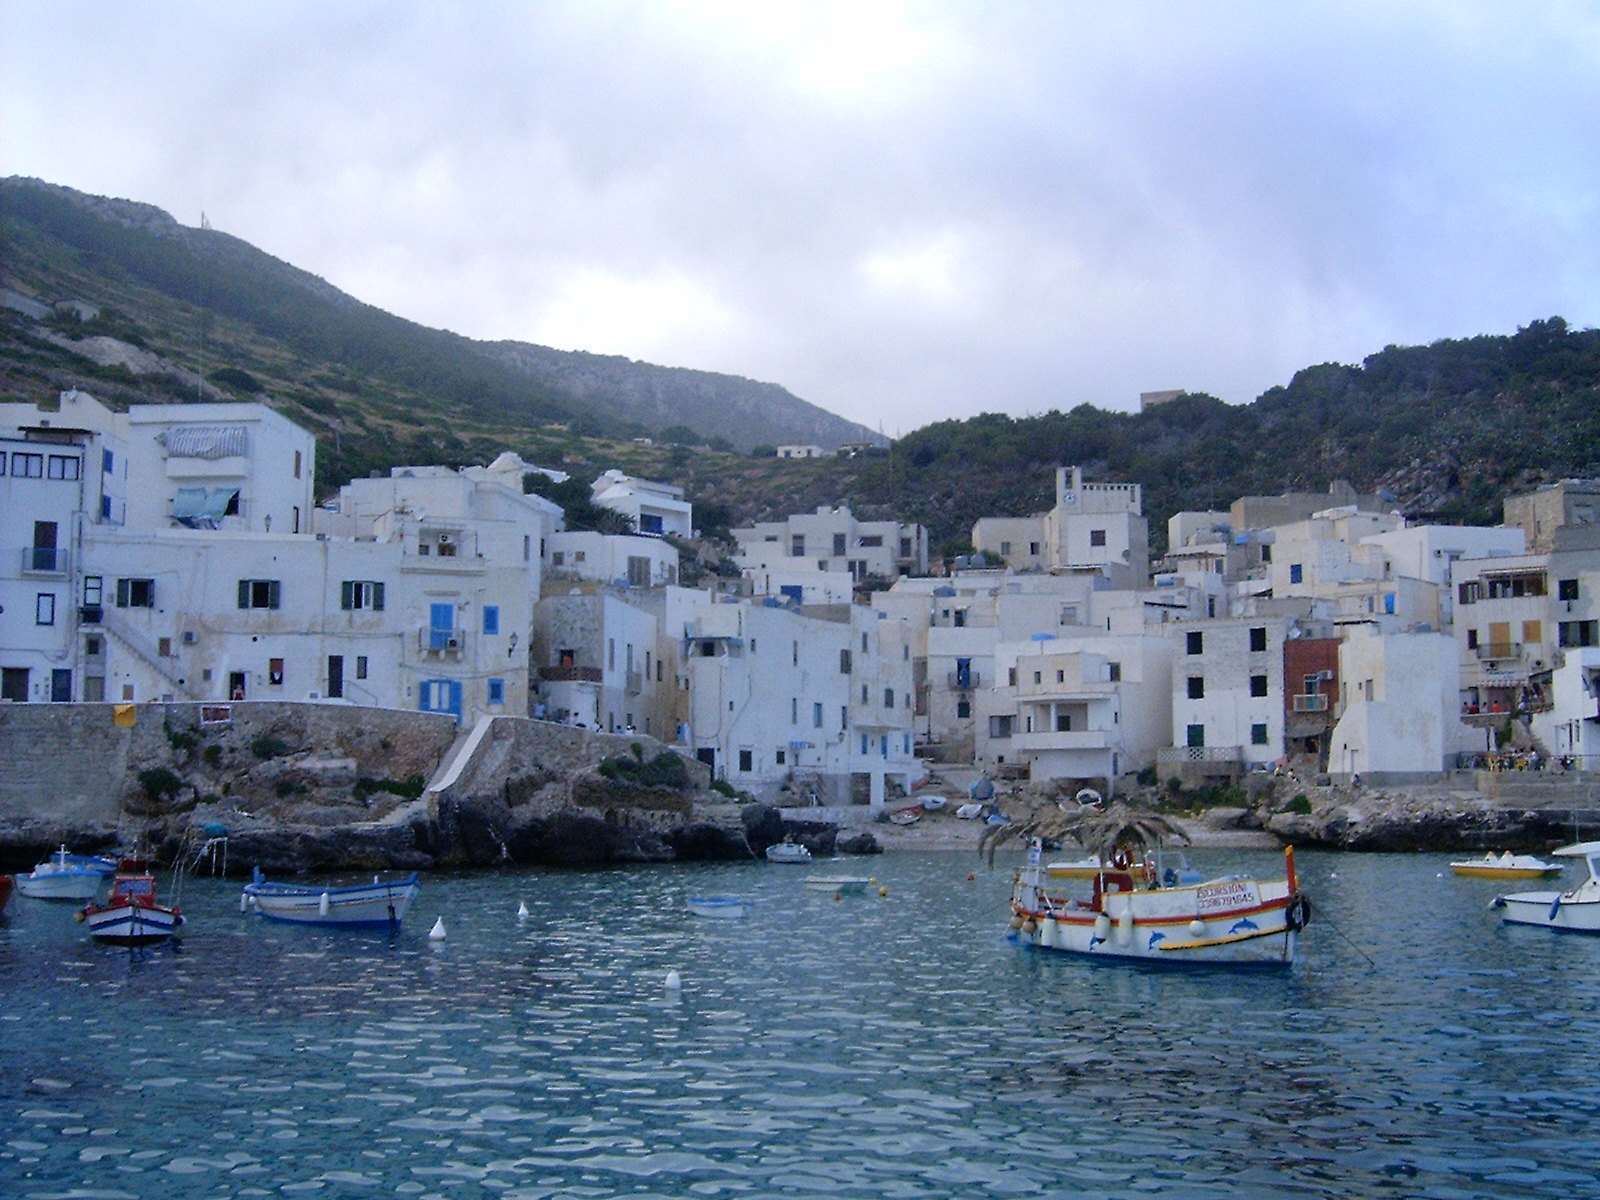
[971,466,1149,589]
[590,469,693,538]
[1164,617,1292,779]
[675,594,920,807]
[1329,625,1467,781]
[732,504,929,588]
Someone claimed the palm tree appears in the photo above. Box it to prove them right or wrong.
[980,800,1188,868]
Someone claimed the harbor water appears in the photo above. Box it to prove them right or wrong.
[3,849,1599,1198]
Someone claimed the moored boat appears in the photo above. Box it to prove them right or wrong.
[1010,841,1308,966]
[78,861,184,945]
[687,895,749,918]
[1492,842,1600,933]
[16,845,116,901]
[241,867,420,929]
[803,875,872,895]
[765,839,812,864]
[1450,851,1563,880]
[889,805,922,826]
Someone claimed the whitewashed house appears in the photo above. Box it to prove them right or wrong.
[732,504,929,589]
[590,469,693,538]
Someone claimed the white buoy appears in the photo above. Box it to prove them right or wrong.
[517,900,529,920]
[318,892,330,917]
[665,970,682,990]
[429,916,446,940]
[239,892,248,914]
[1188,919,1207,939]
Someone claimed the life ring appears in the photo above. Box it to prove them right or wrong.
[1111,847,1132,871]
[1285,894,1312,931]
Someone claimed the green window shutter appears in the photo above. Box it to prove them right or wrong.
[238,580,249,609]
[341,581,355,610]
[268,580,281,610]
[373,582,385,611]
[116,578,129,607]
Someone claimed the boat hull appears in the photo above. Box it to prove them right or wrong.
[765,845,812,864]
[17,871,104,900]
[243,874,419,929]
[85,902,184,945]
[687,896,748,918]
[1452,865,1561,880]
[1494,892,1600,933]
[804,876,871,894]
[1010,867,1304,967]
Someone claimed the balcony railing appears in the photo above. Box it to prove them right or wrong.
[1475,642,1519,661]
[1292,693,1330,712]
[539,664,603,683]
[20,547,69,576]
[947,670,980,690]
[417,628,465,656]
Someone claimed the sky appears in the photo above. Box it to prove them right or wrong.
[4,2,1599,437]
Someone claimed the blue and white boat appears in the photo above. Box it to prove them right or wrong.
[80,864,184,945]
[241,867,420,930]
[16,845,117,900]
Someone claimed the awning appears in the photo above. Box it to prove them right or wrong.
[201,487,240,519]
[172,487,207,519]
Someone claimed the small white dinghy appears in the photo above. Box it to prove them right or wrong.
[687,895,749,918]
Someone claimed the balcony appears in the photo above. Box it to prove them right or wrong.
[79,604,104,625]
[417,628,465,657]
[1474,642,1519,661]
[947,670,981,690]
[539,664,603,684]
[1010,729,1111,753]
[1292,693,1330,712]
[20,547,69,576]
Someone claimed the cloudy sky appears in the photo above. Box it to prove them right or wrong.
[4,2,1598,436]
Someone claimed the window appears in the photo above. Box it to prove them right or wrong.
[840,649,852,674]
[957,699,971,719]
[84,576,102,605]
[487,678,505,704]
[482,605,500,635]
[35,593,56,625]
[1056,670,1065,683]
[1249,626,1268,653]
[739,749,753,772]
[294,449,303,479]
[1187,676,1205,699]
[269,658,284,686]
[1251,674,1269,698]
[1108,662,1122,682]
[1029,541,1040,556]
[551,551,565,566]
[989,715,1012,737]
[116,578,154,608]
[1033,671,1042,684]
[1251,723,1269,746]
[1559,621,1598,647]
[1559,578,1580,602]
[999,541,1012,556]
[791,535,805,557]
[860,733,869,755]
[158,637,172,657]
[1466,629,1478,649]
[340,580,385,610]
[861,684,869,705]
[1186,724,1205,747]
[237,579,281,609]
[1522,620,1542,646]
[627,555,650,586]
[1055,712,1072,732]
[12,452,42,477]
[102,448,114,475]
[813,702,823,728]
[1089,529,1106,547]
[47,455,80,480]
[776,748,786,765]
[884,688,894,708]
[356,656,369,679]
[833,533,847,556]
[1289,564,1303,584]
[1186,631,1204,655]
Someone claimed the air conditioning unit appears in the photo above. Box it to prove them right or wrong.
[438,533,453,545]
[182,630,197,644]
[446,637,460,650]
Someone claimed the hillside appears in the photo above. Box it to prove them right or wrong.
[0,177,880,469]
[5,178,1600,559]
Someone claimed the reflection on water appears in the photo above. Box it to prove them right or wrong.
[2,850,1599,1197]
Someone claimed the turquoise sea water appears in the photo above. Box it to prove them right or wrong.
[3,849,1599,1199]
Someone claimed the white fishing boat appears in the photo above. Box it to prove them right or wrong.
[765,839,812,864]
[1492,842,1600,933]
[241,867,420,929]
[1009,839,1308,967]
[687,895,749,918]
[78,861,184,946]
[1450,851,1562,880]
[16,845,116,901]
[917,795,948,811]
[804,875,872,895]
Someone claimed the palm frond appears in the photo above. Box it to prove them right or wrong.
[980,800,1188,868]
